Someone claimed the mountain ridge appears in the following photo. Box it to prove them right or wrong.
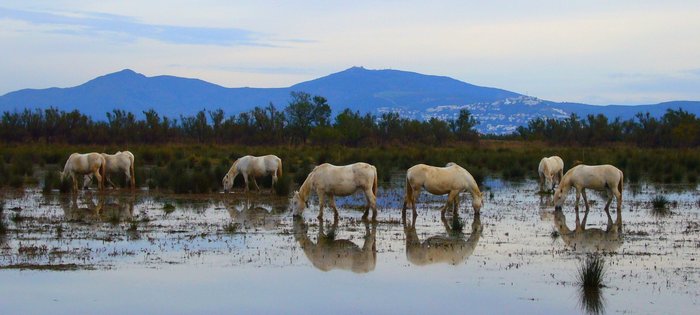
[1,67,698,134]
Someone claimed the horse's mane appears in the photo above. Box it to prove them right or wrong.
[572,160,584,167]
[298,169,315,201]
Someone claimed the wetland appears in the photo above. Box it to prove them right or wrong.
[0,178,698,314]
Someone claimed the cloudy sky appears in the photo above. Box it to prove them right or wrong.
[1,0,699,104]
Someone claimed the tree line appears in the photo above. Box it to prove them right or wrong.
[0,92,478,146]
[512,109,700,147]
[2,90,698,147]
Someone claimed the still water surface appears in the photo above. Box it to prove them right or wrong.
[0,179,698,314]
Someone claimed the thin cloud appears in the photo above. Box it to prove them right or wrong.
[0,6,276,46]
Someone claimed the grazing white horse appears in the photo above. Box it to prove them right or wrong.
[538,156,564,192]
[402,163,483,219]
[61,153,106,192]
[553,164,623,229]
[222,155,283,193]
[83,151,135,189]
[292,162,378,220]
[404,215,482,266]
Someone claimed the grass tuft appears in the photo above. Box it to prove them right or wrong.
[224,222,240,234]
[578,254,606,290]
[163,203,176,214]
[577,254,607,315]
[650,195,671,217]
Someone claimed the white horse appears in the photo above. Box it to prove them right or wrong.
[292,162,378,220]
[553,164,623,229]
[83,151,135,189]
[538,156,564,192]
[222,155,283,193]
[61,153,106,192]
[402,163,483,220]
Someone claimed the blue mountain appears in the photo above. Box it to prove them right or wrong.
[1,67,698,134]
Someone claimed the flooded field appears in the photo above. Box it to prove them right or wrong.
[1,179,698,314]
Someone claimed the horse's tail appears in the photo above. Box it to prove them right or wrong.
[276,159,283,178]
[99,157,107,190]
[618,169,624,195]
[129,153,136,189]
[372,167,378,197]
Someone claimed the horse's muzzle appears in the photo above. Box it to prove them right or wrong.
[554,205,562,211]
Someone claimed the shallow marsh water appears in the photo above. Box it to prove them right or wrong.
[0,179,698,314]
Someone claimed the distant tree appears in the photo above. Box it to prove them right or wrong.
[285,92,331,144]
[450,109,479,142]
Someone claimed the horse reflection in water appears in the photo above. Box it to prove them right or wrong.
[403,214,482,266]
[293,217,377,273]
[226,199,285,230]
[60,193,135,223]
[552,209,622,253]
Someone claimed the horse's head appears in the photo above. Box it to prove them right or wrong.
[291,191,306,216]
[553,186,566,211]
[59,170,67,181]
[222,173,234,192]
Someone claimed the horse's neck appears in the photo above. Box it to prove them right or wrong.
[227,160,240,176]
[560,174,573,191]
[298,173,314,202]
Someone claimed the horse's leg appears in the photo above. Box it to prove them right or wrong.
[71,174,78,192]
[402,185,411,221]
[574,189,582,229]
[106,174,117,189]
[364,187,378,221]
[329,194,339,219]
[580,189,590,228]
[447,190,459,218]
[251,177,261,193]
[94,168,104,191]
[614,185,623,225]
[603,190,614,226]
[242,173,250,193]
[538,172,544,192]
[317,191,325,219]
[412,187,419,222]
[271,172,278,193]
[549,175,555,191]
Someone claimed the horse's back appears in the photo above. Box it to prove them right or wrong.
[313,162,376,193]
[570,164,623,187]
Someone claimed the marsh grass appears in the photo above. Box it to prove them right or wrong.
[651,195,669,209]
[273,174,291,196]
[650,195,671,217]
[578,254,606,290]
[223,222,240,234]
[0,202,6,234]
[128,219,138,232]
[2,144,700,190]
[163,203,176,214]
[10,212,24,223]
[577,254,607,315]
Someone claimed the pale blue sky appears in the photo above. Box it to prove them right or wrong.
[1,0,699,104]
